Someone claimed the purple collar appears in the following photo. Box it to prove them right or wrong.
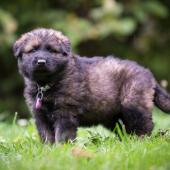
[35,85,51,110]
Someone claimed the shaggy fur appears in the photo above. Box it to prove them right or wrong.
[13,28,170,143]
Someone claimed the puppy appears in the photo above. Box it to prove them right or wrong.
[13,28,170,143]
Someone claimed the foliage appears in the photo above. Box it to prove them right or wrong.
[0,0,170,116]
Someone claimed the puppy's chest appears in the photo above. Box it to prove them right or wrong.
[34,89,83,114]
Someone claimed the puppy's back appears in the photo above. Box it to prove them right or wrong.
[81,56,156,112]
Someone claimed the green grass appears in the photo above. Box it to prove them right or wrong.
[0,109,170,170]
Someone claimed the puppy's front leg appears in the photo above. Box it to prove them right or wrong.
[34,112,55,143]
[54,115,78,143]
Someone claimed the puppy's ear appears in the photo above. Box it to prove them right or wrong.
[61,39,71,56]
[13,33,28,58]
[13,40,23,58]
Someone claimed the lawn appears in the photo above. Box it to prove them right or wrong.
[0,108,170,170]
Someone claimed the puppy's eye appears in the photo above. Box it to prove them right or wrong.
[26,46,39,53]
[28,49,36,53]
[63,52,68,56]
[46,46,59,53]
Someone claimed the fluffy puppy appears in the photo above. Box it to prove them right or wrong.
[13,28,170,143]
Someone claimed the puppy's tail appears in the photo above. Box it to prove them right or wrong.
[154,83,170,113]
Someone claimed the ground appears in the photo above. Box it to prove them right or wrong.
[0,108,170,170]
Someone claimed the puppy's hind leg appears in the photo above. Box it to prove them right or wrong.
[120,107,153,136]
[120,76,155,136]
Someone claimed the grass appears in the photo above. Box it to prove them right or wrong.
[0,108,170,170]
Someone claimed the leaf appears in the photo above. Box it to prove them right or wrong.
[71,147,95,158]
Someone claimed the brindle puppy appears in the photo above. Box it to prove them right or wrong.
[13,28,170,143]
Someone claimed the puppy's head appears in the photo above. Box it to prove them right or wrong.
[13,28,71,85]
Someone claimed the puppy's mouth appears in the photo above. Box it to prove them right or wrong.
[31,66,53,82]
[34,67,48,73]
[33,68,52,77]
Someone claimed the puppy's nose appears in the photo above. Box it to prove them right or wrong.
[37,59,46,65]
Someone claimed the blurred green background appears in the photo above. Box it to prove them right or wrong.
[0,0,170,120]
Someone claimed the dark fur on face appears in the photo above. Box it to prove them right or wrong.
[13,28,170,143]
[13,29,70,85]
